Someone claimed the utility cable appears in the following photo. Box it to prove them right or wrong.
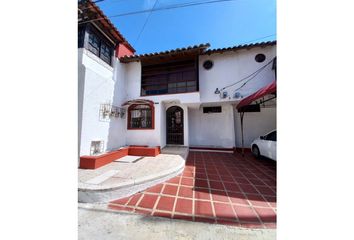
[79,0,238,24]
[134,0,159,46]
[232,59,275,92]
[219,58,274,92]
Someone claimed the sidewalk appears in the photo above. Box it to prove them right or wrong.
[79,205,276,240]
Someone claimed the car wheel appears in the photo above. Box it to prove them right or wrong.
[252,145,260,158]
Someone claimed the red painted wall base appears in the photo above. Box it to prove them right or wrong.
[189,146,235,152]
[128,146,161,156]
[234,147,252,153]
[79,146,161,169]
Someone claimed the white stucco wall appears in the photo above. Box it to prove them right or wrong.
[79,49,127,155]
[79,44,277,155]
[78,49,86,158]
[125,102,162,147]
[106,58,128,151]
[199,46,276,103]
[234,107,276,147]
[188,104,235,148]
[160,103,167,148]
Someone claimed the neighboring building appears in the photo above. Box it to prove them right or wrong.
[78,0,276,157]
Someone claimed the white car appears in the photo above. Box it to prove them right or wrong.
[251,130,277,161]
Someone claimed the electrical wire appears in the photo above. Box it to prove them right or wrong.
[79,0,238,24]
[134,0,159,46]
[232,59,275,93]
[79,0,127,12]
[219,58,274,92]
[236,34,276,45]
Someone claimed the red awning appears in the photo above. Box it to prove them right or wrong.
[121,99,154,107]
[237,80,276,109]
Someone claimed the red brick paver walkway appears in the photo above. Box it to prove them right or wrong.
[108,151,276,229]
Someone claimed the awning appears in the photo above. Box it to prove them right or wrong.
[121,99,154,107]
[236,80,276,109]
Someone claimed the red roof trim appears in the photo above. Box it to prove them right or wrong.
[236,80,276,109]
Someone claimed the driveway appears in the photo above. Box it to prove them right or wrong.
[108,151,276,229]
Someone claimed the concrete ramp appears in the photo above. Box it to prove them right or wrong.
[78,150,187,203]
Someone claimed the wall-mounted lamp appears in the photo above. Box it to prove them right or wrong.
[214,88,220,94]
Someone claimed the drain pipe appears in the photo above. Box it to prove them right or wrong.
[240,111,245,157]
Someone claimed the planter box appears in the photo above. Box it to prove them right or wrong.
[128,146,161,157]
[79,146,161,169]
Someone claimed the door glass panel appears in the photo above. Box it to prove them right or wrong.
[166,106,184,144]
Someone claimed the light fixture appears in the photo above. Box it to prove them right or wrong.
[214,88,220,94]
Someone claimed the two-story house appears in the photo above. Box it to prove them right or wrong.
[78,0,276,158]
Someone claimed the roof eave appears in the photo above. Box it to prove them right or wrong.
[203,40,276,55]
[78,0,135,53]
[119,43,210,63]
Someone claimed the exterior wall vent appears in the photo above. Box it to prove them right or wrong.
[90,140,104,155]
[203,60,213,70]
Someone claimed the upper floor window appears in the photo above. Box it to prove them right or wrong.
[86,28,114,65]
[88,33,100,55]
[128,104,154,129]
[141,58,198,96]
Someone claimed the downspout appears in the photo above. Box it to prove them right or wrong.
[240,111,245,157]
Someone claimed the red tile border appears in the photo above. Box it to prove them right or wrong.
[213,202,237,220]
[254,207,276,223]
[110,196,131,205]
[127,193,143,206]
[194,200,214,217]
[108,204,134,212]
[173,214,194,221]
[194,217,216,224]
[134,208,152,215]
[233,205,260,223]
[216,219,241,227]
[153,211,172,218]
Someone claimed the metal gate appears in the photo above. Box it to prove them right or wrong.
[166,106,184,145]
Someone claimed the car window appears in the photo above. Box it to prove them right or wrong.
[266,131,277,141]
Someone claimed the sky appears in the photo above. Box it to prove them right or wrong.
[96,0,276,54]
